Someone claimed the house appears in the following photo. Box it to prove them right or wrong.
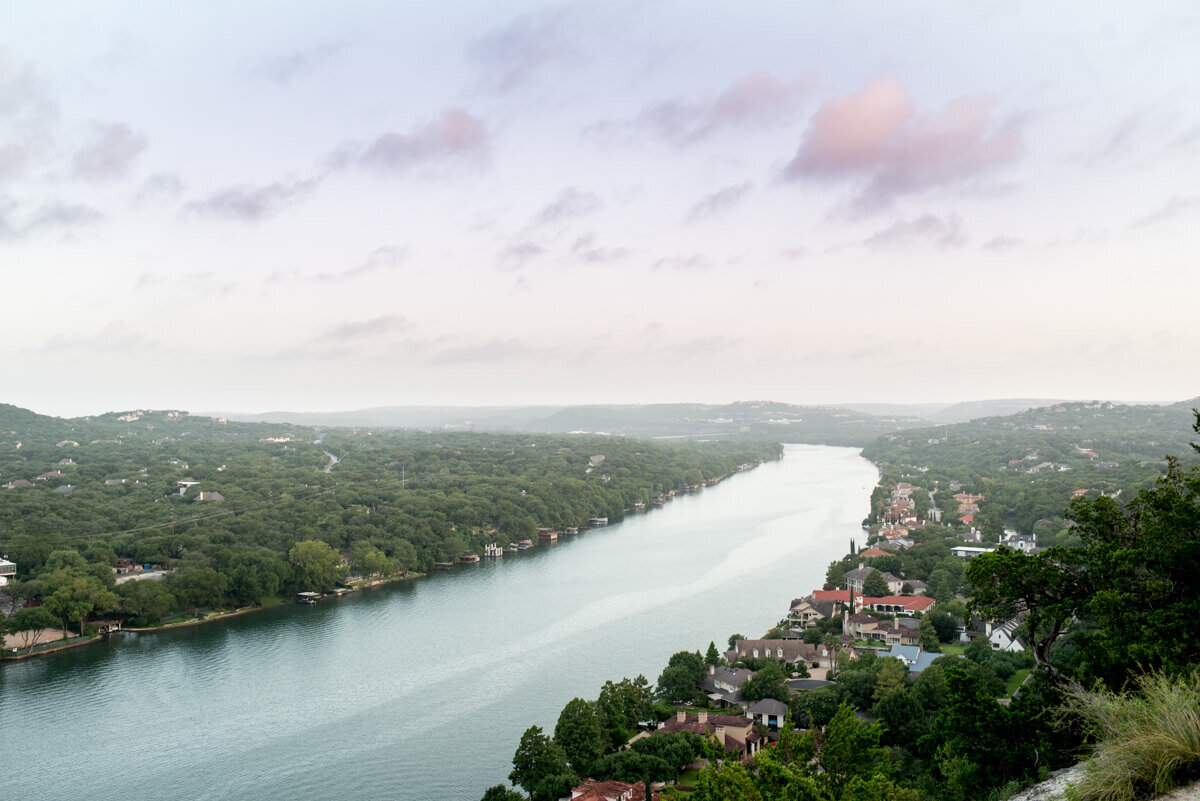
[729,639,830,669]
[899,579,928,596]
[844,612,884,640]
[567,779,648,801]
[2,479,33,489]
[864,595,936,615]
[950,546,995,560]
[701,665,754,709]
[36,470,65,481]
[1001,532,1038,553]
[877,644,949,674]
[747,698,789,730]
[657,709,763,760]
[196,491,225,502]
[858,546,890,558]
[987,616,1027,651]
[0,557,16,586]
[787,595,839,630]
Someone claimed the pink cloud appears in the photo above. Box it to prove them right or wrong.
[785,78,1023,210]
[598,72,811,145]
[334,108,490,174]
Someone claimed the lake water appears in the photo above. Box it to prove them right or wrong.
[0,444,877,801]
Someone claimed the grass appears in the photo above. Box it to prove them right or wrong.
[676,768,701,788]
[1004,669,1031,697]
[1068,671,1200,801]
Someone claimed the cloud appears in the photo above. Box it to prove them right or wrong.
[571,235,630,264]
[982,235,1023,252]
[316,315,410,344]
[428,337,534,366]
[467,6,583,92]
[784,78,1023,211]
[863,214,965,249]
[72,123,148,181]
[0,50,58,185]
[652,254,712,271]
[316,246,406,281]
[686,182,753,221]
[184,177,320,222]
[532,187,602,227]
[38,321,148,356]
[0,196,101,240]
[1131,195,1200,228]
[334,108,490,175]
[259,42,347,86]
[597,72,811,145]
[497,241,544,270]
[135,172,184,205]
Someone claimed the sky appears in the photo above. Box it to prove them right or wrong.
[3,1,1199,418]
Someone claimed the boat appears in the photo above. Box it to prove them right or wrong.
[433,561,454,570]
[505,542,519,552]
[589,516,608,526]
[458,553,480,564]
[517,539,533,549]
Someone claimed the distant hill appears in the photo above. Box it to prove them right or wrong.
[847,398,1172,426]
[218,401,930,447]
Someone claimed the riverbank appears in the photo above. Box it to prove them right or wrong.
[1,570,427,662]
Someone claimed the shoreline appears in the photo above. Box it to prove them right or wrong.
[1,571,425,662]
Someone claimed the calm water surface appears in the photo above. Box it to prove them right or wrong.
[0,444,876,801]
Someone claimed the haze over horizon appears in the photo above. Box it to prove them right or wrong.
[5,2,1199,419]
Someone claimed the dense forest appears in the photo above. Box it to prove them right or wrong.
[0,404,779,628]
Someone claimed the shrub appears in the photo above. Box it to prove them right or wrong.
[1069,671,1200,801]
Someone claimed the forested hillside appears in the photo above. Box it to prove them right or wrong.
[861,399,1200,540]
[0,404,779,620]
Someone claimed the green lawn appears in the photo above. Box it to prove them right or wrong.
[676,768,701,788]
[937,643,967,656]
[1004,669,1031,696]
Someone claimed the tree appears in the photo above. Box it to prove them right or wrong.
[968,546,1088,679]
[509,726,573,798]
[656,650,706,703]
[553,698,605,775]
[918,616,941,652]
[166,566,228,611]
[480,785,525,801]
[728,633,745,650]
[596,676,653,749]
[289,539,345,592]
[872,658,908,702]
[822,633,843,678]
[740,660,790,703]
[704,640,722,665]
[3,606,59,653]
[44,576,118,637]
[862,570,890,598]
[926,608,958,642]
[791,685,843,727]
[818,703,884,795]
[925,661,1035,798]
[117,579,176,622]
[872,686,926,747]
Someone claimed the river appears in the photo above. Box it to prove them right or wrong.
[0,444,877,801]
